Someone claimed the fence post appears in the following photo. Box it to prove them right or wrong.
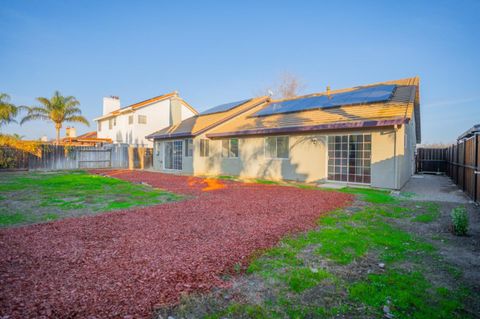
[475,134,478,202]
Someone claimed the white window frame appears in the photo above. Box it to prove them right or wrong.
[222,138,239,158]
[200,139,209,157]
[163,140,183,171]
[264,136,289,159]
[128,115,134,125]
[326,133,372,185]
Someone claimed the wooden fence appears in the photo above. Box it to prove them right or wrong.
[0,144,153,171]
[416,148,447,174]
[446,134,480,203]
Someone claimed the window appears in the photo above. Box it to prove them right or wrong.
[113,117,116,126]
[185,138,193,157]
[164,140,183,170]
[138,115,147,124]
[108,119,113,130]
[98,121,102,132]
[128,115,134,125]
[265,136,289,159]
[200,139,209,157]
[222,138,239,158]
[327,134,371,184]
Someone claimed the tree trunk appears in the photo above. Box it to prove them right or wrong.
[55,123,62,144]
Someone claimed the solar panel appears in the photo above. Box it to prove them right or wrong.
[253,85,396,117]
[200,98,251,115]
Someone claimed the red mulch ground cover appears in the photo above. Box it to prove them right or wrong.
[0,170,352,318]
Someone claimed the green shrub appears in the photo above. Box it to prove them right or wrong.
[451,206,468,236]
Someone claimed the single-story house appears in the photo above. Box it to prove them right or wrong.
[146,77,420,189]
[95,92,197,147]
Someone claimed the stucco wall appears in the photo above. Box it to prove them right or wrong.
[153,139,194,174]
[153,126,414,189]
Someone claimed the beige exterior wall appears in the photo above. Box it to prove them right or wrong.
[153,125,416,189]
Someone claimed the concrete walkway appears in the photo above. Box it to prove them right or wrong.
[401,174,470,203]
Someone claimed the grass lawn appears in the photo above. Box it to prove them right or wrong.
[157,187,479,319]
[0,170,182,226]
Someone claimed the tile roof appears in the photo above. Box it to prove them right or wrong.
[206,77,420,142]
[146,96,270,139]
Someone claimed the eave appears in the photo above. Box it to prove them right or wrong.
[206,118,409,139]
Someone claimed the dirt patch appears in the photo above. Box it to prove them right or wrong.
[0,170,352,318]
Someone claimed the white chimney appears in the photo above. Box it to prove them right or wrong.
[103,96,121,115]
[66,127,77,138]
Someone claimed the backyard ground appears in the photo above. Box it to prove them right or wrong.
[155,175,480,319]
[0,170,352,318]
[0,171,478,318]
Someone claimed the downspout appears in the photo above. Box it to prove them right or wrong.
[393,124,399,190]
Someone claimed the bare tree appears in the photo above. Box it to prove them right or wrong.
[276,73,304,99]
[255,72,306,100]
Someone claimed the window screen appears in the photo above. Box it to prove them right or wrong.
[200,139,209,157]
[265,136,289,159]
[185,138,193,157]
[222,139,239,158]
[138,115,147,124]
[164,140,183,170]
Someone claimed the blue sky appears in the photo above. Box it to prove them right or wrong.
[1,0,479,144]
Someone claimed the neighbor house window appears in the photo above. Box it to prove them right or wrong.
[222,138,239,158]
[138,115,147,124]
[108,118,113,130]
[98,121,102,132]
[185,138,193,157]
[200,139,209,157]
[265,136,289,159]
[128,115,134,125]
[327,134,371,184]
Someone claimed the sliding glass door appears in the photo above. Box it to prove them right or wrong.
[164,140,183,170]
[327,134,371,184]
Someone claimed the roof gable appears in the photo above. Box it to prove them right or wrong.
[147,97,269,139]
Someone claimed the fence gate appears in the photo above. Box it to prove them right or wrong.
[78,147,112,169]
[416,148,447,174]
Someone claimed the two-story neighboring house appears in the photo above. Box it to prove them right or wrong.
[94,92,197,147]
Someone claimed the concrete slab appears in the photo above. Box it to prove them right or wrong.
[401,174,470,203]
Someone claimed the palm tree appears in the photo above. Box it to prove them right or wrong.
[0,93,21,127]
[21,91,89,144]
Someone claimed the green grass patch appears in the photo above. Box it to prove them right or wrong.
[0,171,182,226]
[42,213,59,221]
[217,175,236,180]
[412,202,440,223]
[205,303,271,319]
[0,212,26,226]
[339,187,396,203]
[280,267,331,293]
[349,270,468,319]
[255,179,280,185]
